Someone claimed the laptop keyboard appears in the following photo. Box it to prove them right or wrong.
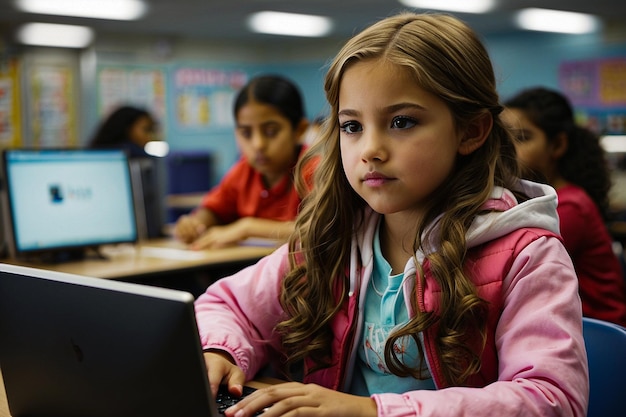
[216,385,262,415]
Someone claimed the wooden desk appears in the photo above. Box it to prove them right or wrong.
[1,238,278,281]
[0,372,7,417]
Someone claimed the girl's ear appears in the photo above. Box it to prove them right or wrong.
[550,132,569,159]
[458,112,493,156]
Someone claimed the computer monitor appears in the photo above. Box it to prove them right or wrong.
[129,157,167,239]
[1,148,138,261]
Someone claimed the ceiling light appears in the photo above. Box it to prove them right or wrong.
[398,0,495,14]
[601,136,626,153]
[16,23,94,48]
[144,141,169,157]
[247,11,333,37]
[515,8,601,34]
[14,0,147,20]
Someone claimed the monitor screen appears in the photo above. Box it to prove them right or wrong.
[1,149,138,258]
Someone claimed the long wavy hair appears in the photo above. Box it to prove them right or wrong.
[505,87,613,221]
[276,12,521,386]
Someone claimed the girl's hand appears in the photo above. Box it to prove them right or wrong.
[174,214,206,243]
[224,382,377,417]
[190,220,248,250]
[203,351,246,399]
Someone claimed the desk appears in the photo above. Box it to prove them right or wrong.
[0,372,7,417]
[1,238,279,297]
[1,238,277,281]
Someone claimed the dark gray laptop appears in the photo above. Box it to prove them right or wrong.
[0,263,228,417]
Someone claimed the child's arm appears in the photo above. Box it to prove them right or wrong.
[188,217,294,250]
[173,207,220,244]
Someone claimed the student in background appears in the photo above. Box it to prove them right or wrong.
[88,105,158,158]
[503,87,626,326]
[174,74,310,249]
[195,13,588,417]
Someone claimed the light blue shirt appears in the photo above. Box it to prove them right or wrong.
[349,222,435,395]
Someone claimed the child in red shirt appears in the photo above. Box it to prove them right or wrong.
[174,75,310,249]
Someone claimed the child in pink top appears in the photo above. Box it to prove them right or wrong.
[195,13,589,417]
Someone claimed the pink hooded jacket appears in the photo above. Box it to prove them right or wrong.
[195,180,589,417]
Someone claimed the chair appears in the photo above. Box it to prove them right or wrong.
[582,317,626,417]
[165,150,213,223]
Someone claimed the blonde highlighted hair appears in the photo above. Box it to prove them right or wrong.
[277,12,520,386]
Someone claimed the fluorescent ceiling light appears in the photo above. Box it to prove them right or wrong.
[601,136,626,153]
[16,23,94,48]
[247,11,333,37]
[515,8,601,34]
[144,141,170,157]
[14,0,147,20]
[398,0,495,14]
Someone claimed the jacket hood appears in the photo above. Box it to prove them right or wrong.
[465,179,559,248]
[354,179,560,269]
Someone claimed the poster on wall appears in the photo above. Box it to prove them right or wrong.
[97,65,167,128]
[559,58,626,134]
[172,67,248,132]
[28,64,77,147]
[0,57,21,148]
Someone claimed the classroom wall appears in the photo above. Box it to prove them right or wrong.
[2,27,626,182]
[488,30,626,100]
[76,36,339,180]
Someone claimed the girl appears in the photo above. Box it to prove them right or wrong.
[88,105,158,158]
[195,13,589,417]
[503,87,626,326]
[174,75,310,249]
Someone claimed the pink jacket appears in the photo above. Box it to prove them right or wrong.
[195,181,589,417]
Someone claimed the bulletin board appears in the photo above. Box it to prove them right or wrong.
[0,57,22,148]
[559,58,626,134]
[27,64,77,147]
[170,66,248,132]
[96,65,167,128]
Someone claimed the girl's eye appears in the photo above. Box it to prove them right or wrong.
[340,121,362,134]
[511,130,531,143]
[262,122,282,138]
[391,116,417,129]
[263,127,279,138]
[237,128,252,140]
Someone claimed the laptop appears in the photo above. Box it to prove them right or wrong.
[0,263,253,417]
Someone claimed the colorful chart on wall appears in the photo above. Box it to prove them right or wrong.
[27,64,77,147]
[171,66,248,132]
[97,65,167,129]
[559,58,626,134]
[0,57,21,148]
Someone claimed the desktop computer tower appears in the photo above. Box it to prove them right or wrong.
[129,157,167,240]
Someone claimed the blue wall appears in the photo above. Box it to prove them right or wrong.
[93,31,626,182]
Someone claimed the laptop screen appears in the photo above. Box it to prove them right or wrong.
[0,263,218,417]
[1,149,138,257]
